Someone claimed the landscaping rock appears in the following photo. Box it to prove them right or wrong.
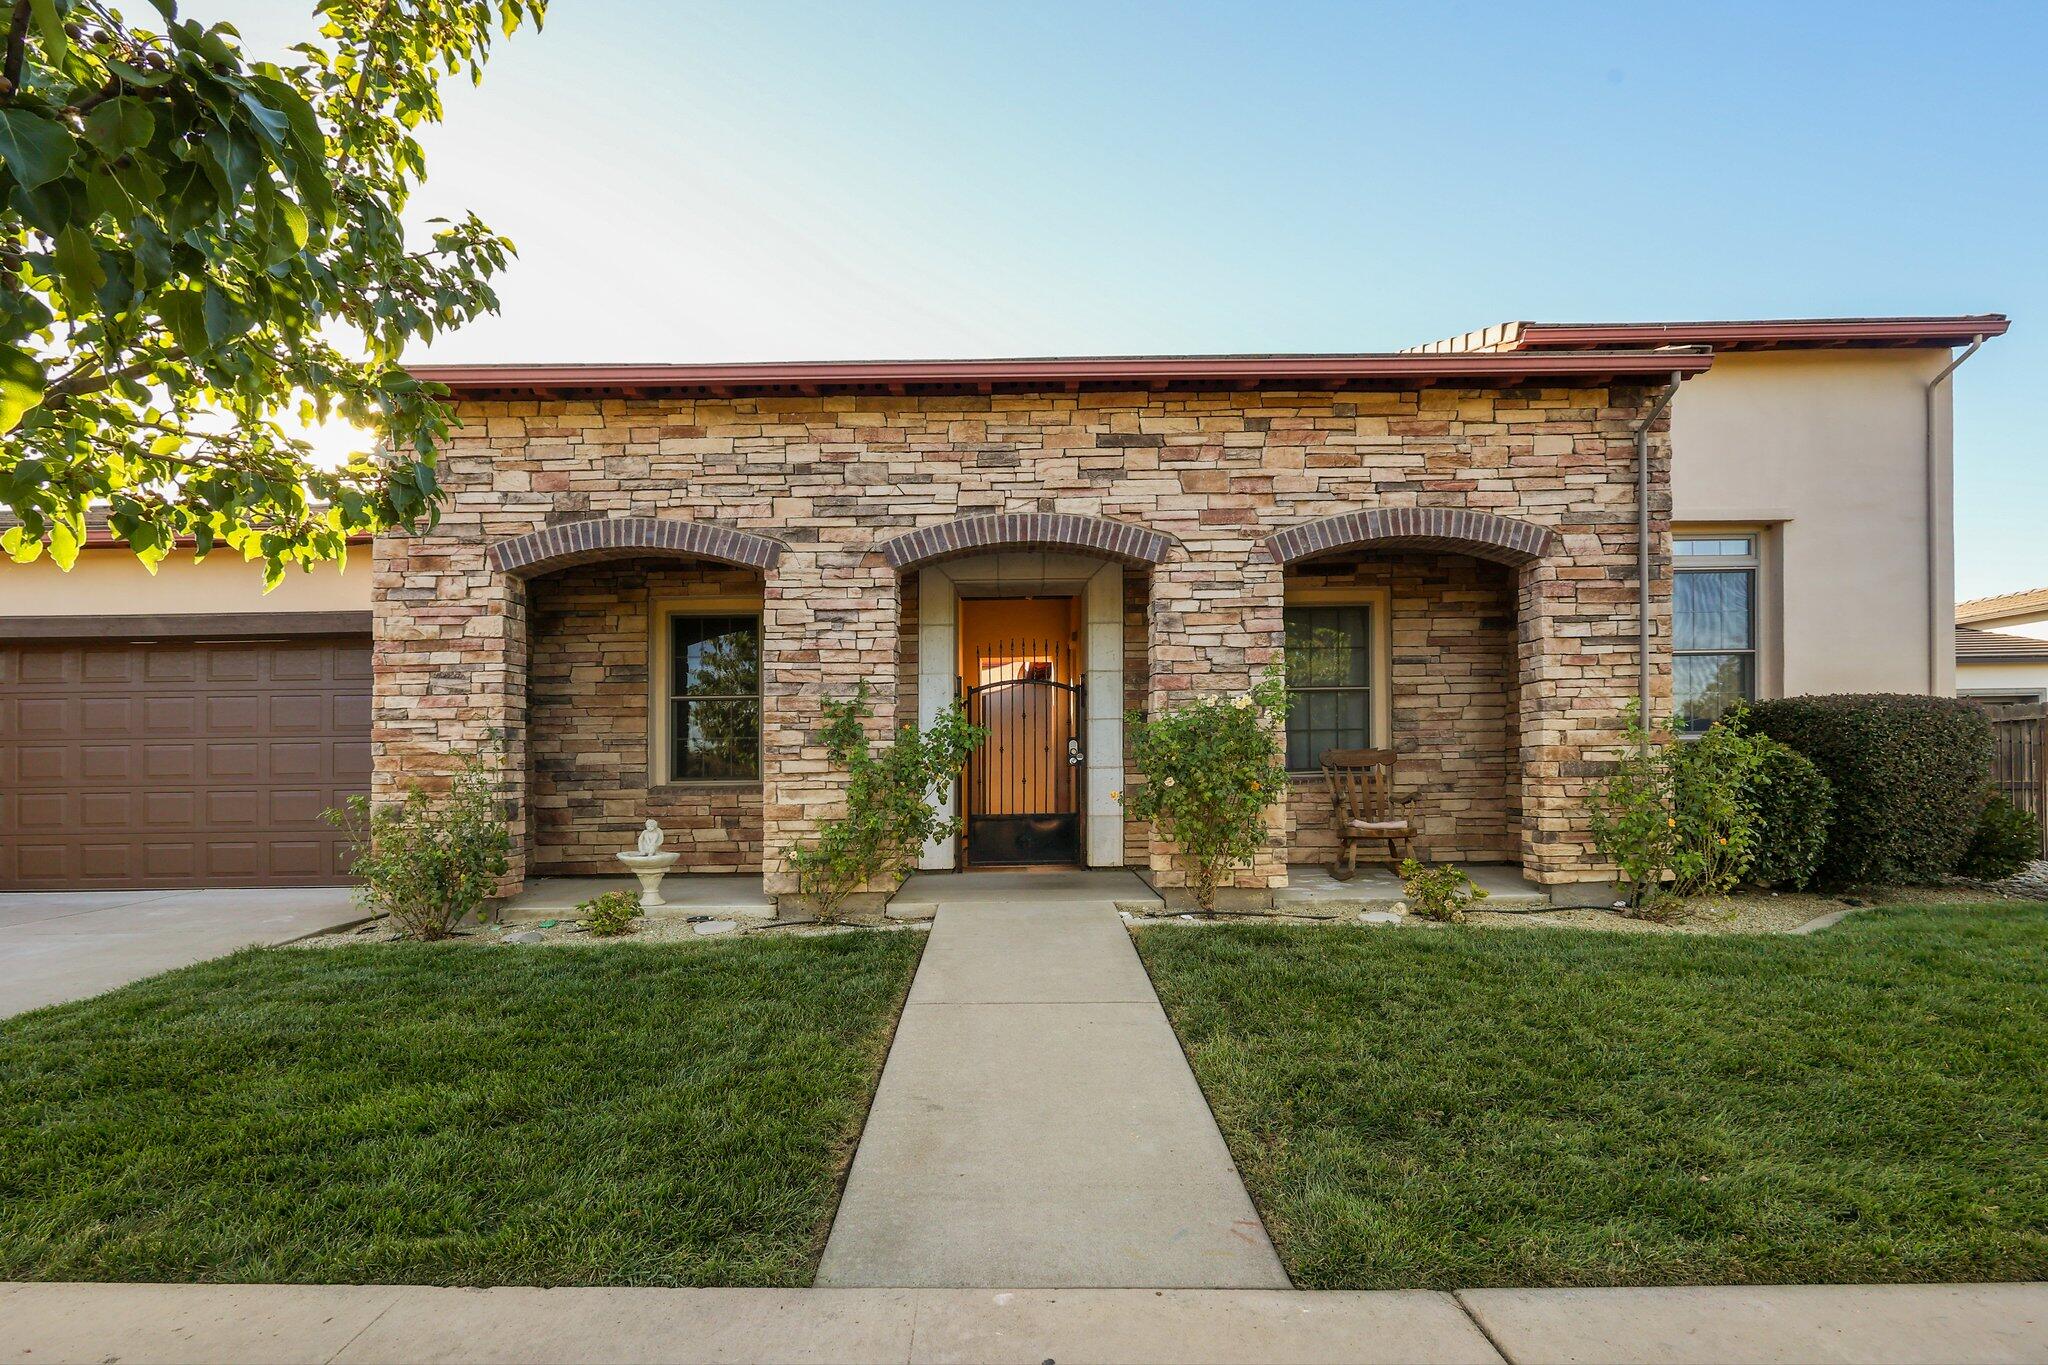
[502,930,545,944]
[1358,910,1405,925]
[694,920,738,936]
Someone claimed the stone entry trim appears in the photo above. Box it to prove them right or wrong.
[1263,507,1557,567]
[487,516,784,576]
[879,512,1174,571]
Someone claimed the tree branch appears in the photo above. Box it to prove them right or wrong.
[2,0,32,95]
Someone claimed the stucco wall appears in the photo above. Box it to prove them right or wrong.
[1670,349,1952,697]
[1957,659,2048,701]
[5,544,368,617]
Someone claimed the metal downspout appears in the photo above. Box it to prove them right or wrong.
[1633,371,1685,730]
[1926,335,1986,693]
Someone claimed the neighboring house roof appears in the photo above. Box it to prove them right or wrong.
[1956,626,2048,663]
[408,348,1713,399]
[1957,587,2048,628]
[1407,315,2010,355]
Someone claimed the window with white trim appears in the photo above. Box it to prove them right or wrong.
[1674,535,1758,732]
[666,613,761,781]
[1284,603,1374,770]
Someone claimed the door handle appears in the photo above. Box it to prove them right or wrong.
[1066,737,1084,766]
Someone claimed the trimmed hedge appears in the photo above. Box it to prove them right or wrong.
[1742,737,1832,890]
[1741,694,1991,887]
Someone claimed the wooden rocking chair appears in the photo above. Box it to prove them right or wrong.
[1321,747,1414,880]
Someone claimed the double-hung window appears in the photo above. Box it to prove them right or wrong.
[1284,603,1374,770]
[1673,535,1758,732]
[667,613,761,781]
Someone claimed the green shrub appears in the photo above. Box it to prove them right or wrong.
[1667,718,1768,897]
[578,889,644,937]
[1742,695,1992,886]
[1586,704,1682,913]
[788,685,985,920]
[1957,795,2040,881]
[324,749,511,941]
[1398,859,1487,923]
[1123,670,1290,912]
[1741,738,1833,890]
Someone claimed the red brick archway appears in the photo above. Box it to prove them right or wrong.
[486,516,784,576]
[1261,508,1556,568]
[879,512,1174,570]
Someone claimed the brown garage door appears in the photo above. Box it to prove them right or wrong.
[0,636,370,889]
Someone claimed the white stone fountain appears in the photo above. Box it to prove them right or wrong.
[617,818,680,908]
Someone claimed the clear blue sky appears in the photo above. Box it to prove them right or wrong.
[215,1,2046,599]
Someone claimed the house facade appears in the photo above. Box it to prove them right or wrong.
[1957,589,2048,705]
[0,314,2007,899]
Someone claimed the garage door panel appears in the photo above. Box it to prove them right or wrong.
[16,745,67,781]
[0,636,371,890]
[82,745,135,781]
[204,694,268,733]
[80,696,134,732]
[145,695,198,732]
[21,648,75,684]
[85,647,140,682]
[18,791,70,829]
[141,648,196,682]
[267,693,327,731]
[267,788,328,824]
[78,792,132,829]
[81,844,136,880]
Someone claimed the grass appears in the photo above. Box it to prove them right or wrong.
[0,932,924,1287]
[1135,904,2048,1290]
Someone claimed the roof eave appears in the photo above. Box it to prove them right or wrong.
[409,349,1713,400]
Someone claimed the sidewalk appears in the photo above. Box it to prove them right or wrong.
[4,1280,2043,1364]
[815,896,1288,1288]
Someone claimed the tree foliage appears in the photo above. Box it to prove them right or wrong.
[0,0,543,583]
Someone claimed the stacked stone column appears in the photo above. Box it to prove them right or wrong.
[1145,547,1288,904]
[759,544,902,899]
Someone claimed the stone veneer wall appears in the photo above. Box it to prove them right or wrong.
[371,385,1672,900]
[526,557,764,875]
[1284,553,1520,867]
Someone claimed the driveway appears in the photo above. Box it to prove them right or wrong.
[0,887,362,1019]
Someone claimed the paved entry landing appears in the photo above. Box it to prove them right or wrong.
[816,897,1288,1289]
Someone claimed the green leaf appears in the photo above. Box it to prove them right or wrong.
[1,525,42,564]
[52,226,106,311]
[30,0,68,67]
[202,282,251,346]
[84,98,156,155]
[0,345,46,433]
[0,109,75,190]
[48,518,80,571]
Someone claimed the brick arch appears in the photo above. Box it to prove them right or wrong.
[879,512,1175,571]
[1261,508,1556,568]
[486,516,783,576]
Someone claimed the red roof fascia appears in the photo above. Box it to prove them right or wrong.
[1507,316,2009,352]
[409,349,1713,398]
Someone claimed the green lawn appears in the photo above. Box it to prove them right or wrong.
[1135,905,2048,1290]
[0,932,924,1287]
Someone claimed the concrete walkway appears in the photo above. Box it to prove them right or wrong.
[5,1281,2044,1364]
[0,886,361,1019]
[816,895,1289,1289]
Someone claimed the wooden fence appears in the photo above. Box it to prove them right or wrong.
[1984,702,2048,858]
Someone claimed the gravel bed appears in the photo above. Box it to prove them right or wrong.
[286,914,926,949]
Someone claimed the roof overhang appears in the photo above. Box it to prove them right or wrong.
[409,349,1713,401]
[1415,316,2009,355]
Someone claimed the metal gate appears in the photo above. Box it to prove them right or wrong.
[963,665,1085,866]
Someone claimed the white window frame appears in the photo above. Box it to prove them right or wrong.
[1672,529,1769,731]
[649,596,765,786]
[1282,585,1394,773]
